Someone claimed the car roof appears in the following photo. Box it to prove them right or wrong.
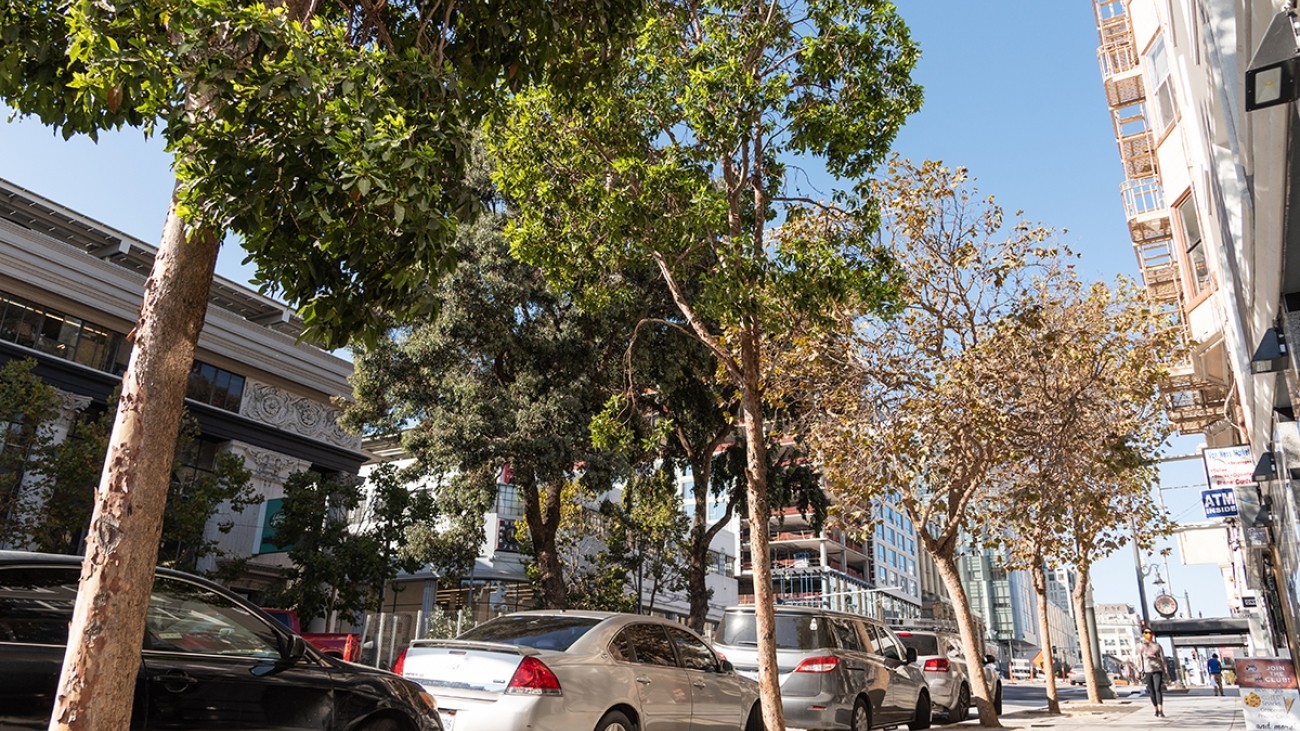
[721,604,886,625]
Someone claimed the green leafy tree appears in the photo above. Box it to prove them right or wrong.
[2,0,643,724]
[156,418,261,574]
[344,167,638,609]
[0,369,258,567]
[0,359,60,544]
[490,3,921,723]
[264,470,378,627]
[350,461,438,612]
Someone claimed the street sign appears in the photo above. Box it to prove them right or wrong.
[1203,487,1240,519]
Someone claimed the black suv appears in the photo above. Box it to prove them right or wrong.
[0,551,442,731]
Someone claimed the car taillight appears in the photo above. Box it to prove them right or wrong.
[391,648,407,675]
[924,658,951,672]
[794,657,840,673]
[506,656,563,696]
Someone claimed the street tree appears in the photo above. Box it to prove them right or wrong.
[0,359,60,544]
[993,275,1178,709]
[489,2,921,723]
[786,159,1075,727]
[1,1,642,725]
[0,363,258,568]
[344,196,634,610]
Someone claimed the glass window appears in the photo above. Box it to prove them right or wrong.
[1146,36,1178,132]
[608,630,634,662]
[623,623,677,667]
[829,618,864,652]
[187,361,245,413]
[0,292,126,371]
[0,565,78,645]
[665,626,717,671]
[145,577,281,658]
[895,631,940,656]
[717,611,831,651]
[458,614,601,651]
[1177,196,1211,295]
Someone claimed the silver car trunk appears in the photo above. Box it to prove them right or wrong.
[401,639,532,698]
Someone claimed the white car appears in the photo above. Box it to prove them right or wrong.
[894,628,1003,721]
[394,610,761,731]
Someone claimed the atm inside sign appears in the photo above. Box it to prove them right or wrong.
[1202,487,1239,519]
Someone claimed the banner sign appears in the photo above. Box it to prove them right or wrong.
[1238,657,1300,730]
[1202,487,1240,519]
[1203,446,1255,490]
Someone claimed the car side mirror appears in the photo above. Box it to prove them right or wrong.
[720,659,735,673]
[984,655,997,666]
[906,647,918,664]
[284,635,307,661]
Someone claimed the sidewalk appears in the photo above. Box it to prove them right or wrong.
[938,687,1245,729]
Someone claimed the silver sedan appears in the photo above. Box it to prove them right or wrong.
[395,610,762,731]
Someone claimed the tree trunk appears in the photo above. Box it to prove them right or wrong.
[49,186,218,731]
[686,532,710,632]
[738,327,784,731]
[1072,565,1103,704]
[931,549,1003,728]
[1031,561,1061,714]
[524,480,567,609]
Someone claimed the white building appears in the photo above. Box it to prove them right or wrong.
[0,177,364,598]
[1091,0,1299,656]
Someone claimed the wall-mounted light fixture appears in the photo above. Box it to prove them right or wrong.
[1251,327,1289,374]
[1254,451,1279,483]
[1246,9,1300,111]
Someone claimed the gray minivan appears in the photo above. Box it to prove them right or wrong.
[712,605,930,731]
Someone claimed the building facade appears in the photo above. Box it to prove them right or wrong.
[736,500,921,622]
[0,177,364,600]
[1091,0,1300,656]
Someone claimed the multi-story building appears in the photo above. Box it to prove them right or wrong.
[737,501,921,621]
[0,177,365,600]
[1096,602,1143,681]
[1091,0,1299,656]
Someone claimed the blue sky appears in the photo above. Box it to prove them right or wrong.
[0,3,1228,622]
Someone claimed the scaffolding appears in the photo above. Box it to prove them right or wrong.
[1092,0,1227,435]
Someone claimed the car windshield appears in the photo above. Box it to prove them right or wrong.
[716,612,831,650]
[457,614,601,651]
[895,632,941,656]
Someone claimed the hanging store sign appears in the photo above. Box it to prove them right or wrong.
[1238,657,1300,730]
[1203,446,1256,490]
[1202,487,1240,519]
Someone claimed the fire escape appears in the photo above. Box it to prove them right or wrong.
[1094,0,1228,435]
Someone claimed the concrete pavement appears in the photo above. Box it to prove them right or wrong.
[937,687,1246,729]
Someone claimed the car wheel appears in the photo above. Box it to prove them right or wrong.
[744,704,763,731]
[994,682,1004,715]
[948,683,970,722]
[908,692,931,731]
[595,710,636,731]
[850,697,871,731]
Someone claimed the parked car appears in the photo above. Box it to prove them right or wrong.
[711,605,931,731]
[264,607,363,662]
[395,609,760,731]
[893,627,1003,721]
[0,550,442,731]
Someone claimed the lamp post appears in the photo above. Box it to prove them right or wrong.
[1084,580,1116,700]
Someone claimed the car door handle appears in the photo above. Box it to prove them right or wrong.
[151,670,199,693]
[636,676,653,685]
[692,680,707,689]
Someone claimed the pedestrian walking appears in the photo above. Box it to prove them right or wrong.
[1140,628,1167,717]
[1207,653,1224,696]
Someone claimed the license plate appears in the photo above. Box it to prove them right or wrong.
[438,711,455,731]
